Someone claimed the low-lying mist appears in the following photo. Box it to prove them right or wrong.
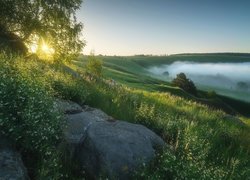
[148,61,250,101]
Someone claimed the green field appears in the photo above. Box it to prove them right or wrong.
[76,53,250,117]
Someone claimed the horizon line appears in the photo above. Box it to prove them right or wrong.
[82,51,250,57]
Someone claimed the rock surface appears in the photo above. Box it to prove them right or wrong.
[0,136,29,180]
[54,98,83,114]
[58,100,165,179]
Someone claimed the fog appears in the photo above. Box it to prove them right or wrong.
[148,61,250,101]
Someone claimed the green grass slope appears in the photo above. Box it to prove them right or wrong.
[69,59,250,179]
[1,53,249,179]
[75,54,250,117]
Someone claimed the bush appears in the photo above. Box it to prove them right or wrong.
[172,73,197,96]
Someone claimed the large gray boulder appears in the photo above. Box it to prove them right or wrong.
[59,100,165,179]
[0,137,29,180]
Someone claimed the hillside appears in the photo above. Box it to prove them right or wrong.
[75,54,250,117]
[1,53,250,179]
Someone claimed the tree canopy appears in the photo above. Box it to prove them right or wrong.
[0,0,84,60]
[172,73,197,96]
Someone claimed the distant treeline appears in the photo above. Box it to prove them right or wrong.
[173,52,250,57]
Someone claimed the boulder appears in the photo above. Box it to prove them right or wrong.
[58,100,165,179]
[0,136,29,180]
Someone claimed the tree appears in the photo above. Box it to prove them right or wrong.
[86,53,103,78]
[237,81,249,90]
[0,0,84,60]
[172,73,197,95]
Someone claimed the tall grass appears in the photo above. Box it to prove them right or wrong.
[79,75,250,179]
[1,53,249,179]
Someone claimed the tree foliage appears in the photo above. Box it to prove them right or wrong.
[172,73,197,95]
[0,0,84,60]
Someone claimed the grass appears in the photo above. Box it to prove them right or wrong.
[200,84,250,103]
[70,55,250,178]
[73,72,250,179]
[1,53,250,179]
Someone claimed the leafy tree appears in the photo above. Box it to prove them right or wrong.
[0,0,84,60]
[172,73,197,95]
[86,53,103,78]
[237,81,249,90]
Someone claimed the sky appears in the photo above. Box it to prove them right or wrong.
[76,0,250,56]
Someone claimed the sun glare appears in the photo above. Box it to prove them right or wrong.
[42,44,49,52]
[28,39,55,60]
[41,43,54,54]
[28,40,54,56]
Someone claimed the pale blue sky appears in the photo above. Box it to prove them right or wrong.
[77,0,250,55]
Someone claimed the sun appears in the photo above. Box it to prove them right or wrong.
[28,41,54,55]
[42,44,50,52]
[27,38,55,60]
[41,42,54,54]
